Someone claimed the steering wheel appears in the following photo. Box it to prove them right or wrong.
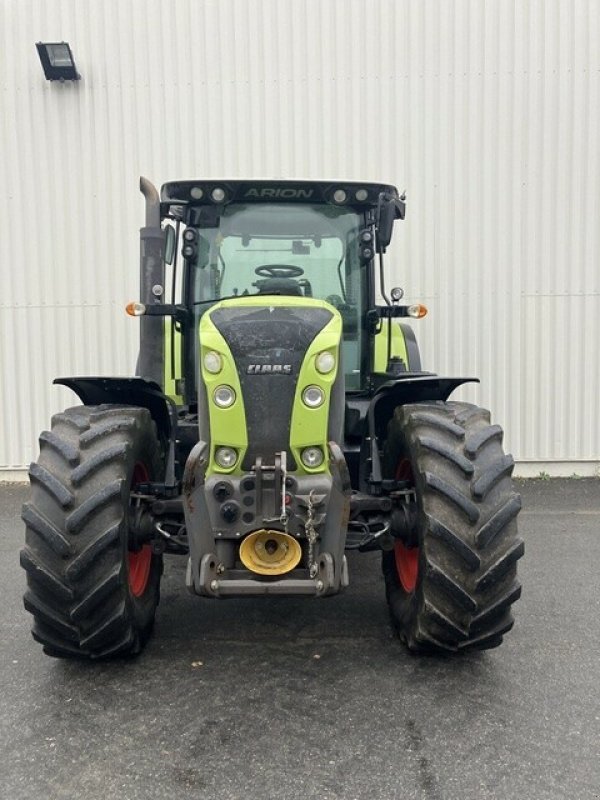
[255,264,305,279]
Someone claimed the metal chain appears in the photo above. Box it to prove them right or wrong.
[306,490,319,578]
[279,451,289,532]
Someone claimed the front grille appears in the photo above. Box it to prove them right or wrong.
[210,305,333,470]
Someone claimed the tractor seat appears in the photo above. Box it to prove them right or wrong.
[253,277,303,296]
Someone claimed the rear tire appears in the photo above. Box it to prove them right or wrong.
[382,401,523,653]
[21,405,163,659]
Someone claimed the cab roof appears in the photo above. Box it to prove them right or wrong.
[160,179,399,208]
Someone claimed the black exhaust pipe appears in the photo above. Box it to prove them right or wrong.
[138,177,164,387]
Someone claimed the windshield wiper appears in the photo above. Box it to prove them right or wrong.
[193,293,246,306]
[192,291,291,306]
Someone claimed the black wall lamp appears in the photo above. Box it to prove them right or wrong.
[36,42,80,81]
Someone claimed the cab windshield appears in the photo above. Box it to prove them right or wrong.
[188,203,365,388]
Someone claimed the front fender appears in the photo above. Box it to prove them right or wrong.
[54,376,174,442]
[365,375,479,490]
[370,375,479,440]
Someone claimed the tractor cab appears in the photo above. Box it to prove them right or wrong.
[158,180,406,394]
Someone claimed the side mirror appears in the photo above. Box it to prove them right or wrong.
[376,193,406,253]
[163,224,176,265]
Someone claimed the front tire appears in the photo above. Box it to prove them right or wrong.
[21,405,163,659]
[382,402,523,653]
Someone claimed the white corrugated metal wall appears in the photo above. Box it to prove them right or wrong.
[1,0,599,477]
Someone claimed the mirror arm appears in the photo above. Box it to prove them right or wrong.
[169,220,181,384]
[143,304,190,325]
[375,305,413,319]
[379,249,391,307]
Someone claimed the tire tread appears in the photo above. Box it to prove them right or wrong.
[382,401,523,654]
[21,405,162,660]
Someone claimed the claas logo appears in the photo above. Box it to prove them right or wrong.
[247,364,293,375]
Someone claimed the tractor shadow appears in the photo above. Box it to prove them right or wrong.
[155,549,392,647]
[152,550,498,688]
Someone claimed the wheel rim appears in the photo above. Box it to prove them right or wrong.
[394,457,419,593]
[128,462,152,598]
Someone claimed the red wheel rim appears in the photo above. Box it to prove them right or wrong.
[128,462,152,598]
[394,541,419,593]
[394,457,419,593]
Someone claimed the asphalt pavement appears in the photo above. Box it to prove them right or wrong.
[1,479,599,800]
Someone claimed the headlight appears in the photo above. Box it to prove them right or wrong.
[213,385,236,408]
[215,447,238,468]
[315,351,335,374]
[301,447,324,469]
[204,351,223,374]
[302,385,325,408]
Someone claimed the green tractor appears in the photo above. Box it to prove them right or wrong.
[21,178,523,659]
